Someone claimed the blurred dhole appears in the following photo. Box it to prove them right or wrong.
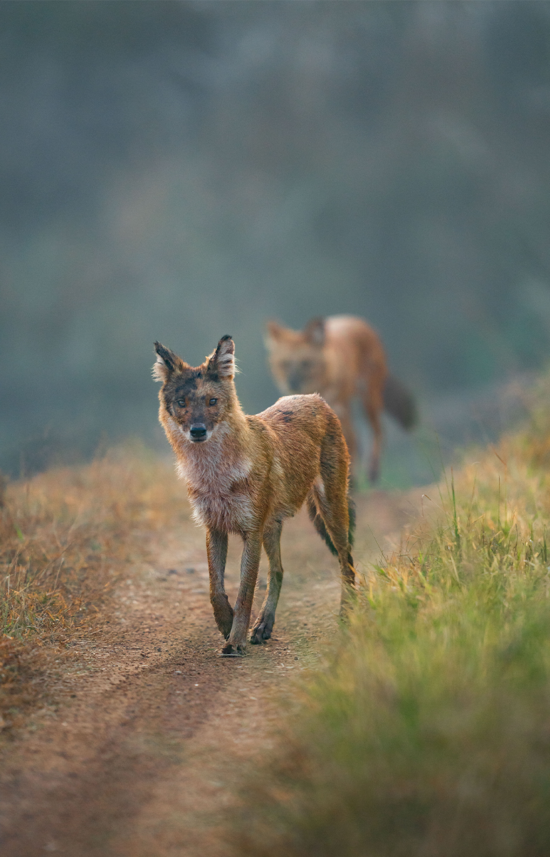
[265,315,416,483]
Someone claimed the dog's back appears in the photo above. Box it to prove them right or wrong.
[254,392,349,514]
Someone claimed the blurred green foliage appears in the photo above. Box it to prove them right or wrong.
[1,2,550,473]
[228,377,550,857]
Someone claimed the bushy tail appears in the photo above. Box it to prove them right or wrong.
[383,373,417,430]
[307,492,355,557]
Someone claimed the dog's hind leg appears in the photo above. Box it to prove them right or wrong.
[317,426,357,614]
[206,527,234,639]
[250,519,284,644]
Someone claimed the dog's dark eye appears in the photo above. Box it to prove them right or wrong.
[176,398,186,408]
[209,398,217,406]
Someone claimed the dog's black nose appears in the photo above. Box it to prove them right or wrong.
[190,424,207,440]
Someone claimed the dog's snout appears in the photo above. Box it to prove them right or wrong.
[287,371,303,393]
[190,424,207,441]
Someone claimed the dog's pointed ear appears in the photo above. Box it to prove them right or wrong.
[304,317,325,347]
[152,342,184,383]
[264,320,285,349]
[207,335,237,380]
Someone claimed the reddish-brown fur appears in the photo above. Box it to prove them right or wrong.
[153,335,355,655]
[265,315,415,483]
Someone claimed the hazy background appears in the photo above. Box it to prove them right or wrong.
[2,1,550,484]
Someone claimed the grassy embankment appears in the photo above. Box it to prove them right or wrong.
[232,387,550,856]
[0,444,185,730]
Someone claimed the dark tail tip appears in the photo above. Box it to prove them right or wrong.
[383,374,417,430]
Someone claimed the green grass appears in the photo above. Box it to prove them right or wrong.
[229,384,550,857]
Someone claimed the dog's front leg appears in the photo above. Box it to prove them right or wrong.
[206,527,234,639]
[222,530,262,655]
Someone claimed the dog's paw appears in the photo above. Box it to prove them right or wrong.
[250,617,273,644]
[221,642,245,657]
[213,601,234,640]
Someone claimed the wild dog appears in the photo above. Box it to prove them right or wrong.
[265,315,417,483]
[153,335,356,655]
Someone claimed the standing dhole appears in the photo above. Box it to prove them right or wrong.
[265,315,417,483]
[153,335,356,655]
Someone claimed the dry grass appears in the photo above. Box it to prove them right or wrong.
[0,442,187,726]
[228,378,550,857]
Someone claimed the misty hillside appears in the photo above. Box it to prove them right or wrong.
[2,2,550,475]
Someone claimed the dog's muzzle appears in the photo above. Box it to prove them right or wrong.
[190,424,207,441]
[287,370,305,393]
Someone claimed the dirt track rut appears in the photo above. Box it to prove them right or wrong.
[0,491,416,856]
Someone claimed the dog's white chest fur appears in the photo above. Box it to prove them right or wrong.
[177,449,254,532]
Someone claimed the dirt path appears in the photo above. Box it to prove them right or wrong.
[0,490,418,857]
